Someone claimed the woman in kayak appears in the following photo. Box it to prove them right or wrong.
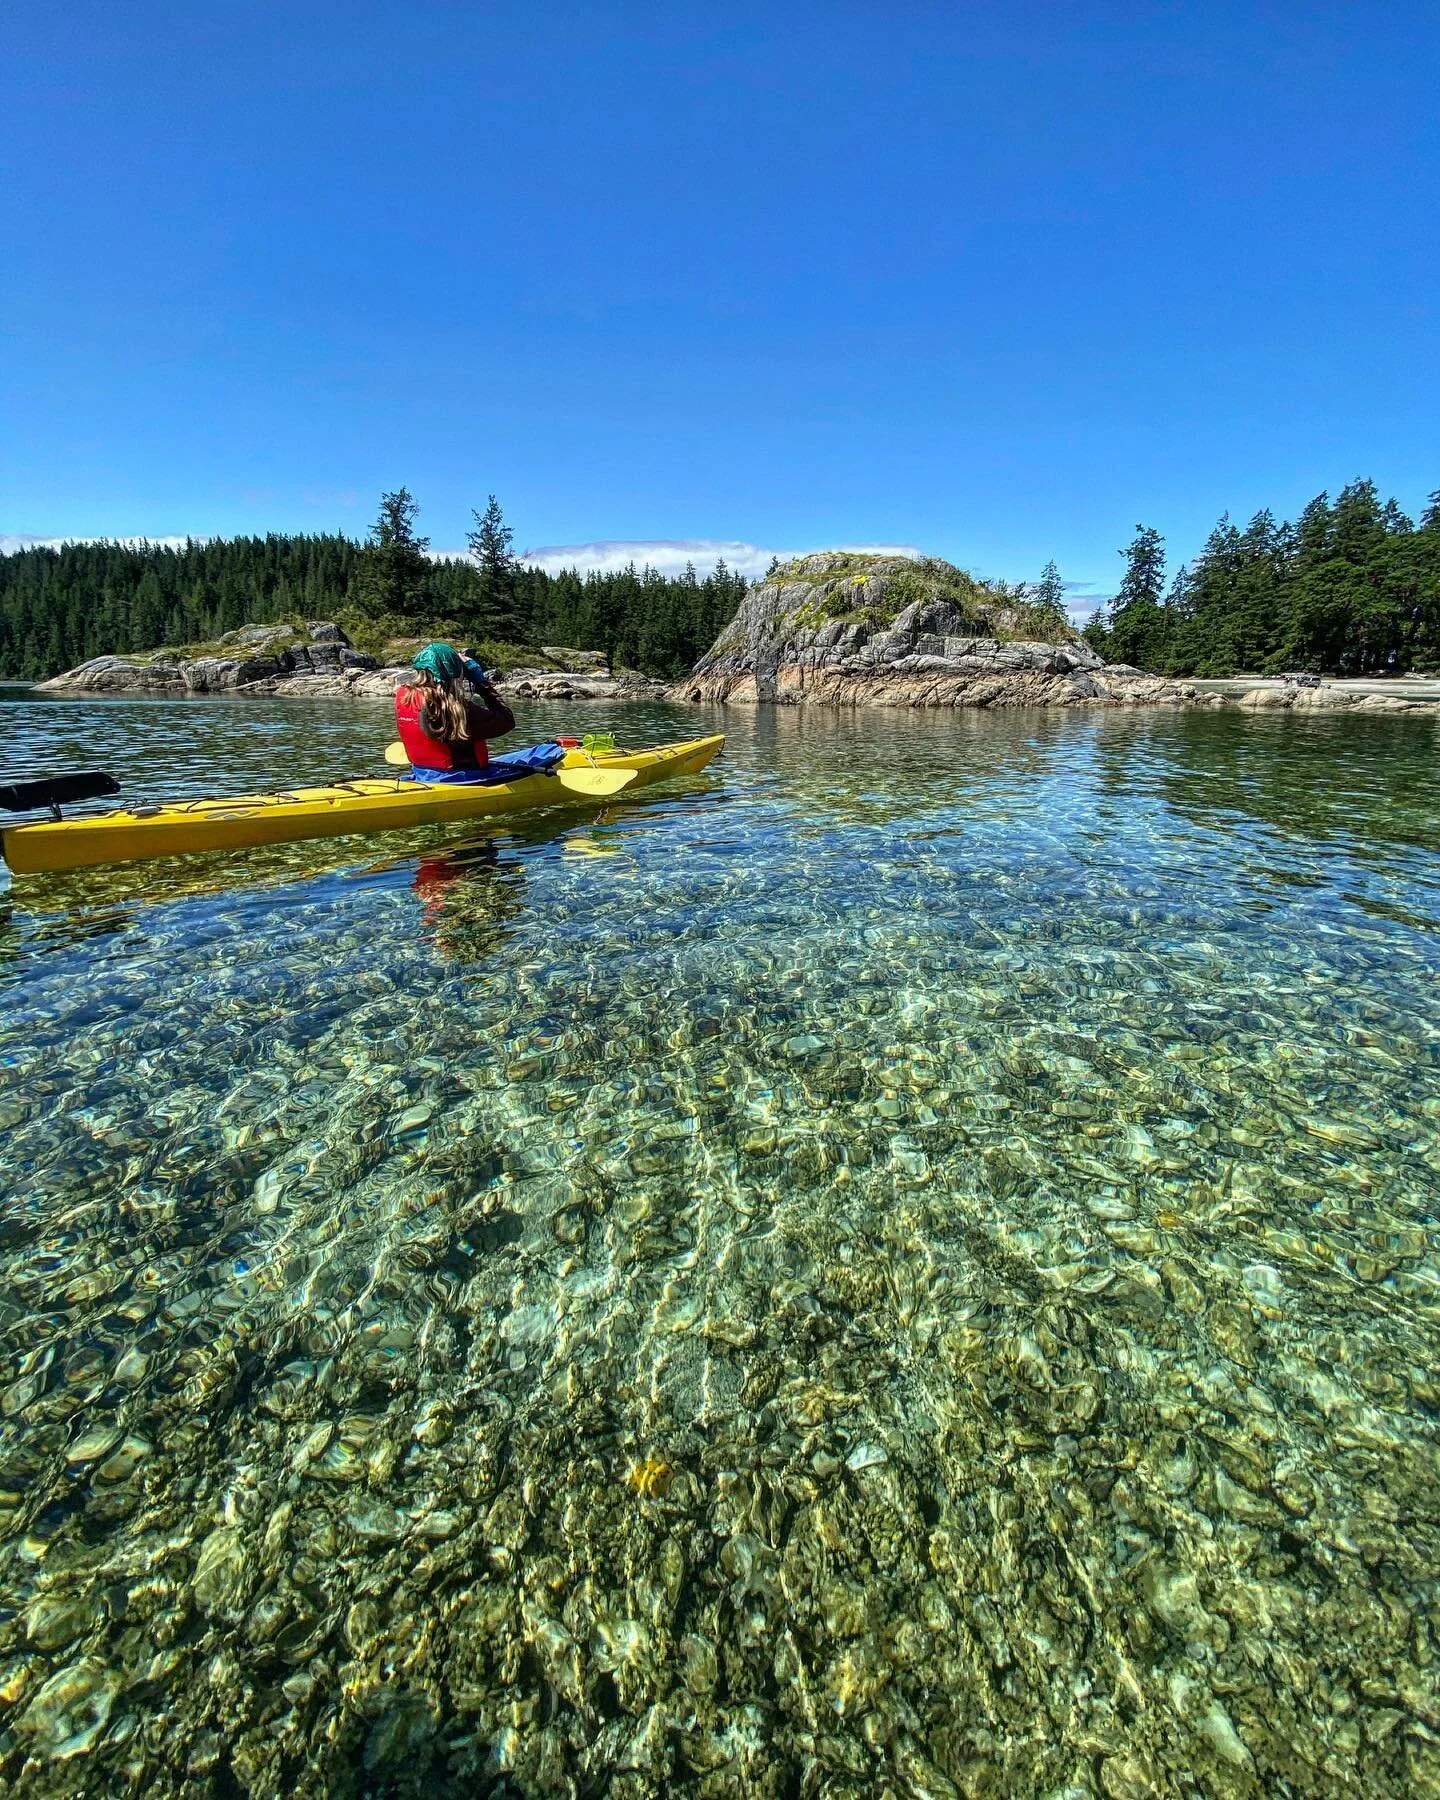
[395,642,516,782]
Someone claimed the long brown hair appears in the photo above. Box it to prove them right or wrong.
[400,668,471,743]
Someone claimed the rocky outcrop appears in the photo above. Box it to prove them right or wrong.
[682,651,1198,709]
[504,668,668,701]
[39,655,189,695]
[233,665,412,699]
[242,651,667,702]
[38,622,381,696]
[540,646,609,673]
[677,551,1201,708]
[1236,684,1432,714]
[34,627,667,704]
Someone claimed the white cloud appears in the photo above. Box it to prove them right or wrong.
[1,533,199,555]
[516,538,783,580]
[4,530,922,580]
[509,538,922,581]
[1061,583,1111,626]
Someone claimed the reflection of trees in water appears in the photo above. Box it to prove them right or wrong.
[1089,711,1440,860]
[412,842,528,965]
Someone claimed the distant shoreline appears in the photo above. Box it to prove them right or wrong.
[10,674,1440,716]
[1191,675,1440,702]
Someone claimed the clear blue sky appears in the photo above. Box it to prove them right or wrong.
[5,2,1437,602]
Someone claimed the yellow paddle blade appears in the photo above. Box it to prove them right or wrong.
[556,767,637,796]
[384,741,411,766]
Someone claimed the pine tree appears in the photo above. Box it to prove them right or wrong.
[1117,526,1166,608]
[1081,605,1110,653]
[1409,492,1440,671]
[1105,525,1169,668]
[467,495,523,640]
[355,488,431,621]
[1034,559,1067,626]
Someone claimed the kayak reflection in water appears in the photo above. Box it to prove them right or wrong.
[394,642,516,782]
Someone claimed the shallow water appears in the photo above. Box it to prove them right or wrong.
[1,693,1439,1797]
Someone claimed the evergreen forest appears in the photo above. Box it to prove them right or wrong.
[5,479,1439,683]
[1086,481,1440,676]
[0,496,749,683]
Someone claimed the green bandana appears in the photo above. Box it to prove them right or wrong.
[412,642,466,683]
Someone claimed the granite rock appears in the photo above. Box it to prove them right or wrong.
[540,646,609,673]
[505,670,668,701]
[239,665,412,698]
[37,656,186,695]
[41,643,380,696]
[183,655,289,693]
[677,552,1198,709]
[1237,684,1428,712]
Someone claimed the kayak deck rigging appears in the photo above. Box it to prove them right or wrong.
[0,735,724,875]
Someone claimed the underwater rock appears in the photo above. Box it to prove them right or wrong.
[18,1658,123,1759]
[1,697,1437,1798]
[844,1442,889,1472]
[191,1525,251,1617]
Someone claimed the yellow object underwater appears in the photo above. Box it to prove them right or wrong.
[0,735,723,875]
[625,1459,675,1499]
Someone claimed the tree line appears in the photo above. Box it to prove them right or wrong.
[1085,480,1440,676]
[0,490,749,682]
[7,478,1438,684]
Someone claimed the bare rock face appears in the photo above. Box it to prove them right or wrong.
[38,639,381,696]
[677,551,1199,709]
[540,646,610,673]
[184,655,290,693]
[505,670,668,701]
[1237,684,1430,713]
[37,656,186,695]
[219,623,292,649]
[238,665,410,698]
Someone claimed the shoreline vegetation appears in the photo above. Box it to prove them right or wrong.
[0,491,745,688]
[1084,482,1440,678]
[4,482,1439,699]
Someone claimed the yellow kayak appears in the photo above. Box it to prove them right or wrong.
[0,735,724,875]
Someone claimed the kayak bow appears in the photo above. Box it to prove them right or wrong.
[0,734,723,875]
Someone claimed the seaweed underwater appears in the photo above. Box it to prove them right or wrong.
[0,699,1438,1797]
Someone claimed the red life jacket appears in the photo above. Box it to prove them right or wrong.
[395,687,488,771]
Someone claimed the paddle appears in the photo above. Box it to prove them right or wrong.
[384,742,637,797]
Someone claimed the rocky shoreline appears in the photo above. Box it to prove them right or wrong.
[36,623,671,704]
[27,579,1440,715]
[679,634,1200,709]
[1232,683,1435,714]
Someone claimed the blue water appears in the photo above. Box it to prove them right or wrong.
[1,693,1438,1796]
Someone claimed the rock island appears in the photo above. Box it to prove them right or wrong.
[679,551,1200,708]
